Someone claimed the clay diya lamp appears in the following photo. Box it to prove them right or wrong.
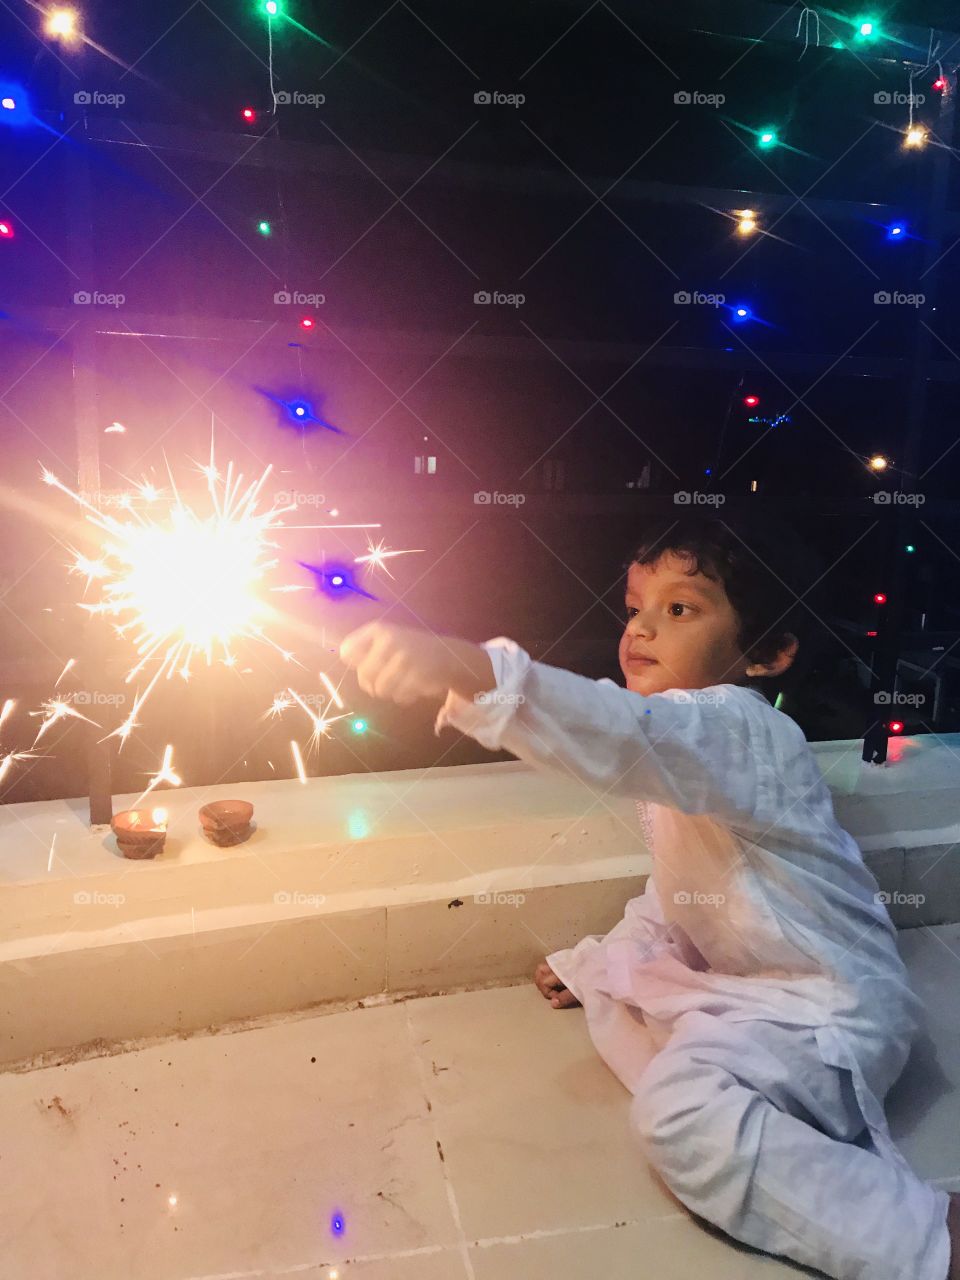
[112,808,168,859]
[199,799,254,847]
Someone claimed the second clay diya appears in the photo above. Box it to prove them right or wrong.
[112,808,168,859]
[199,799,254,847]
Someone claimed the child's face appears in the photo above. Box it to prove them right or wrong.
[618,552,754,694]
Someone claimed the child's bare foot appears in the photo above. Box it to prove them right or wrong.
[946,1192,960,1279]
[534,960,582,1009]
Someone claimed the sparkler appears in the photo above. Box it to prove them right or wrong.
[42,446,302,747]
[37,438,421,800]
[0,699,37,787]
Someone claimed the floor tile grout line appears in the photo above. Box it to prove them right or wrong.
[403,1000,477,1280]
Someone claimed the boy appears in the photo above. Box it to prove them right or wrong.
[339,514,960,1280]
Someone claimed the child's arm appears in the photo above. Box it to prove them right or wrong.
[339,623,777,824]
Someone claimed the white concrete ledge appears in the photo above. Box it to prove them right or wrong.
[1,731,958,1068]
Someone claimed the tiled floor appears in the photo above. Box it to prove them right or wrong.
[2,927,959,1280]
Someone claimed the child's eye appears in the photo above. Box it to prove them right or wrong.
[668,602,694,617]
[625,606,638,620]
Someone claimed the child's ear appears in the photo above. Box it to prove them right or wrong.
[745,633,799,679]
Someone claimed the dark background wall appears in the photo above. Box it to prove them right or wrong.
[1,0,959,802]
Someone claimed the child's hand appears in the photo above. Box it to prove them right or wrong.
[339,621,496,706]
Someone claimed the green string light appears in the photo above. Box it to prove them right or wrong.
[351,718,368,735]
[257,219,272,236]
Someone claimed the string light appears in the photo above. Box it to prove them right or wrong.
[874,592,887,605]
[888,720,904,734]
[242,107,257,123]
[736,208,758,236]
[351,718,367,734]
[44,7,80,41]
[904,126,928,149]
[1,97,15,111]
[868,454,890,471]
[299,316,315,330]
[731,304,752,323]
[757,127,778,150]
[933,76,947,92]
[743,394,760,407]
[257,219,272,235]
[855,17,878,39]
[0,221,13,239]
[886,222,906,240]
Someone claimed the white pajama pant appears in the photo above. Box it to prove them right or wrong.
[629,1009,952,1279]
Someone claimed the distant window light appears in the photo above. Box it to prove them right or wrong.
[414,455,422,473]
[427,455,436,474]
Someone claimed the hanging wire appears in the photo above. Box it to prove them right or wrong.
[795,8,821,58]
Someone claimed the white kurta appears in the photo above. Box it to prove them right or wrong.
[435,638,951,1280]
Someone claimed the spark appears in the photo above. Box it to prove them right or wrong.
[354,538,424,581]
[318,670,344,710]
[134,743,181,806]
[32,698,100,745]
[286,686,350,748]
[47,833,57,872]
[0,699,15,732]
[291,739,307,784]
[0,749,35,787]
[55,659,76,688]
[266,694,292,719]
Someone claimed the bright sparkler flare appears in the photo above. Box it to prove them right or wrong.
[32,697,100,745]
[42,449,301,745]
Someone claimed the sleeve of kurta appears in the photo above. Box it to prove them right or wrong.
[434,636,776,825]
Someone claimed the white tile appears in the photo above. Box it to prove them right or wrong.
[0,1002,460,1279]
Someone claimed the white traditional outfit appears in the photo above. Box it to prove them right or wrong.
[435,638,951,1280]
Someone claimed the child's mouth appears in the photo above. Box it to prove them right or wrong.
[626,656,658,667]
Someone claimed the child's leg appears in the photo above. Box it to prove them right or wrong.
[629,1010,951,1280]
